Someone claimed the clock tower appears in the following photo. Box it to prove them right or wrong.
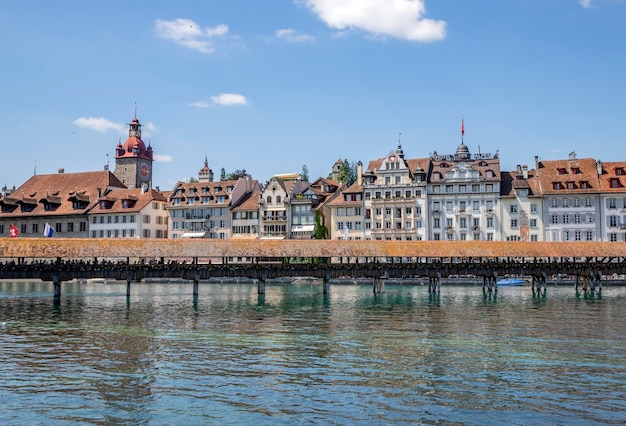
[113,116,154,188]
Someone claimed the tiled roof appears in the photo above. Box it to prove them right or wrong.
[231,191,261,211]
[597,161,626,193]
[0,171,125,218]
[166,180,239,207]
[536,157,600,195]
[90,188,166,214]
[500,168,538,198]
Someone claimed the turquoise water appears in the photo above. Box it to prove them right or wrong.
[1,281,625,425]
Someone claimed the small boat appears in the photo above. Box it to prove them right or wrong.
[497,278,527,286]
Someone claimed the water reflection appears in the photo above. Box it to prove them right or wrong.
[1,281,625,424]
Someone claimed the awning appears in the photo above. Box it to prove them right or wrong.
[182,232,207,238]
[291,224,315,232]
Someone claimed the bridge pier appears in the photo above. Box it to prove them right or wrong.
[483,273,497,295]
[193,273,200,299]
[429,273,441,294]
[258,274,267,295]
[373,271,388,294]
[53,273,61,304]
[126,274,132,298]
[532,274,547,297]
[323,272,330,295]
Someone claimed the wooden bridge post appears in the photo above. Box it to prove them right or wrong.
[193,273,200,299]
[258,274,267,295]
[373,271,388,294]
[323,272,330,295]
[126,273,132,298]
[53,273,61,303]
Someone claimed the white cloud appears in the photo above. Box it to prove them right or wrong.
[73,117,124,133]
[210,93,249,106]
[154,154,174,162]
[275,28,315,42]
[579,0,592,8]
[299,0,446,42]
[155,18,228,53]
[189,101,211,108]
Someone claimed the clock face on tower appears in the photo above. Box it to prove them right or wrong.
[140,163,150,180]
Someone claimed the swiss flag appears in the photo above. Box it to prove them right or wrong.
[9,224,19,238]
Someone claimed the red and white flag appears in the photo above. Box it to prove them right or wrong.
[9,224,19,238]
[461,117,465,136]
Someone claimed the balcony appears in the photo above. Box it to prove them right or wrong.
[262,215,287,222]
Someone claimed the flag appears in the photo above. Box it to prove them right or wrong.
[461,117,465,136]
[9,224,18,238]
[43,222,54,238]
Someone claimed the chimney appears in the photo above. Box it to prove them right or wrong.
[58,168,65,174]
[357,161,363,186]
[516,164,522,173]
[596,160,603,176]
[534,156,539,172]
[522,165,528,179]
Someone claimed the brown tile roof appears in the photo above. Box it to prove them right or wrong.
[90,188,166,215]
[597,161,626,193]
[326,182,364,207]
[166,180,239,207]
[0,171,125,218]
[536,157,600,195]
[500,168,539,198]
[231,191,261,211]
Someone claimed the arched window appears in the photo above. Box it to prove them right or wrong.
[266,196,272,204]
[276,196,282,203]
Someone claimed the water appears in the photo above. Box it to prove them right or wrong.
[1,280,624,425]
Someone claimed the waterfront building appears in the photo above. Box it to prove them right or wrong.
[427,142,501,241]
[88,186,168,238]
[231,190,262,240]
[259,174,298,239]
[596,161,626,242]
[113,116,154,189]
[535,153,601,242]
[166,177,238,239]
[362,144,429,241]
[0,170,125,238]
[499,165,543,241]
[327,180,365,240]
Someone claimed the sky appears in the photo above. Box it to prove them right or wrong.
[1,0,625,191]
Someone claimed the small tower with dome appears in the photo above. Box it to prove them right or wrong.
[113,116,154,188]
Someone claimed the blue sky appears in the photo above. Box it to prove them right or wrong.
[1,0,625,190]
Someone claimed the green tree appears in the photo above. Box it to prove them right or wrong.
[301,164,309,182]
[313,209,328,239]
[337,159,351,184]
[220,168,226,181]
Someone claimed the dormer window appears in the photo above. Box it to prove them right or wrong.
[610,178,621,188]
[615,168,625,176]
[433,172,442,180]
[552,182,562,190]
[580,181,590,189]
[485,170,495,178]
[566,181,576,190]
[571,167,581,174]
[557,168,567,175]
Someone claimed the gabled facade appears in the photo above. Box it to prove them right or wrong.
[535,153,601,242]
[428,143,500,241]
[259,175,296,239]
[362,144,429,241]
[327,181,364,240]
[0,170,125,238]
[88,187,168,238]
[597,161,626,242]
[499,165,543,241]
[166,162,240,239]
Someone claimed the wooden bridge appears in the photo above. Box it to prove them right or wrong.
[1,239,625,298]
